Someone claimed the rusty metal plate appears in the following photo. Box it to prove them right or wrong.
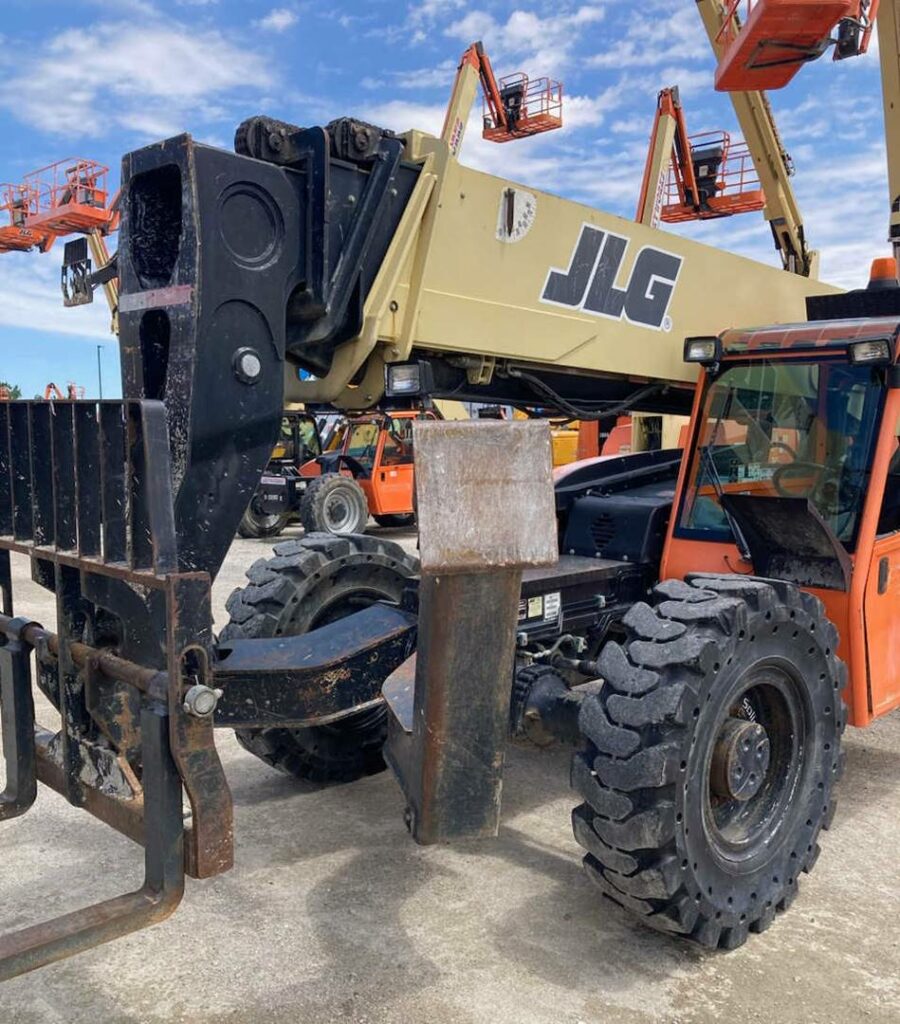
[412,420,558,573]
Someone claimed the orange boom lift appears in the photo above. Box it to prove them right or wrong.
[636,86,766,227]
[716,0,879,91]
[444,41,563,146]
[0,158,118,255]
[0,157,120,329]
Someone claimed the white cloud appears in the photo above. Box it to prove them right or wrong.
[392,60,458,90]
[444,10,496,42]
[0,254,111,340]
[586,6,708,70]
[0,20,274,139]
[256,8,298,33]
[408,0,467,41]
[410,0,466,26]
[362,99,447,138]
[88,0,158,13]
[445,6,606,74]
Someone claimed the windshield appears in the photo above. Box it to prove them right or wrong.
[678,358,885,549]
[343,421,381,467]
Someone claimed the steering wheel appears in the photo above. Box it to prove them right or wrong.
[773,462,857,517]
[772,461,825,497]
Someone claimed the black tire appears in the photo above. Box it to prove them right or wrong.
[373,513,416,529]
[221,533,419,783]
[237,504,290,539]
[299,475,369,536]
[572,574,845,950]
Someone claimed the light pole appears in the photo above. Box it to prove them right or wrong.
[96,344,103,399]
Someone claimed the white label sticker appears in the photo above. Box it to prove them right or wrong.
[543,592,561,621]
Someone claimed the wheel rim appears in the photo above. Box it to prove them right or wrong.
[702,665,808,867]
[251,510,284,531]
[323,490,356,532]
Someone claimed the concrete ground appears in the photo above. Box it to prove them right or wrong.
[0,526,898,1024]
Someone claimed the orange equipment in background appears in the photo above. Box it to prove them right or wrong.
[637,87,766,226]
[715,0,879,91]
[0,183,52,253]
[455,42,563,144]
[43,382,85,401]
[22,159,116,238]
[0,158,119,255]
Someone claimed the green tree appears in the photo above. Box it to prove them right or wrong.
[0,381,22,399]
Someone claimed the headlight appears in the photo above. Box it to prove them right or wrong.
[683,336,721,364]
[848,339,892,364]
[384,361,435,397]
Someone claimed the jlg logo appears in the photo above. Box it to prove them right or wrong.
[540,224,683,331]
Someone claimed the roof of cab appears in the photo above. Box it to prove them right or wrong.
[720,317,900,356]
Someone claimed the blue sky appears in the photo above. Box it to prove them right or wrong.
[0,0,889,399]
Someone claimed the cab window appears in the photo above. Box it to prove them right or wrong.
[381,418,415,467]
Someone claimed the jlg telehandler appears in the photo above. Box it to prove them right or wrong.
[1,0,898,981]
[245,407,435,539]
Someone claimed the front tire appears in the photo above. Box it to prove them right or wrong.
[572,574,845,949]
[221,533,419,784]
[299,475,369,536]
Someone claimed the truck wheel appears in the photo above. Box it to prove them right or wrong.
[221,533,419,784]
[373,513,416,529]
[572,574,845,949]
[300,475,369,536]
[237,504,290,539]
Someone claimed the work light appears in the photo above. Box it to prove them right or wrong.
[384,361,435,397]
[683,336,721,364]
[848,339,892,365]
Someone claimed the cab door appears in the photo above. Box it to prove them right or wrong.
[371,416,417,514]
[863,435,900,718]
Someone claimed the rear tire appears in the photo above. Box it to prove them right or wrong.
[373,513,416,529]
[237,504,290,539]
[221,533,419,783]
[572,574,845,949]
[299,475,369,536]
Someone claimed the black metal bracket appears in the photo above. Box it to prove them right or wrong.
[214,603,416,729]
[0,398,233,980]
[0,701,185,981]
[0,618,37,820]
[61,237,93,307]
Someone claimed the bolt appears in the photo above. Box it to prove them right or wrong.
[233,347,262,385]
[183,684,223,718]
